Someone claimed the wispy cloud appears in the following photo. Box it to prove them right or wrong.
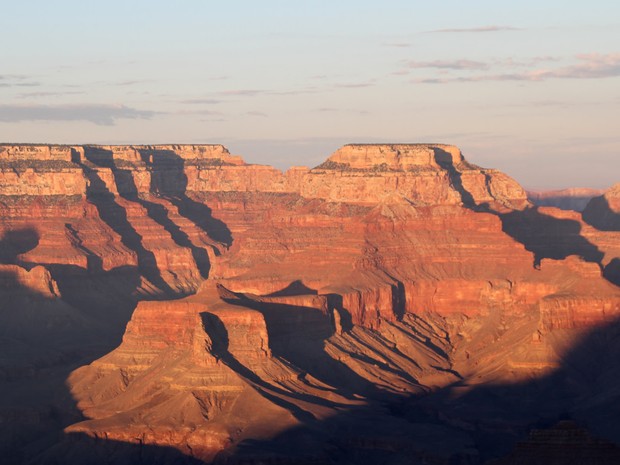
[219,89,265,97]
[0,74,40,88]
[314,107,369,115]
[17,90,86,99]
[179,98,224,105]
[334,81,375,89]
[413,53,620,83]
[270,88,321,96]
[217,87,321,97]
[173,107,224,117]
[539,53,620,79]
[246,111,267,117]
[405,59,489,70]
[0,103,158,125]
[114,79,153,86]
[426,25,521,33]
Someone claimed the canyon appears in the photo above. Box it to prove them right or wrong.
[1,143,619,464]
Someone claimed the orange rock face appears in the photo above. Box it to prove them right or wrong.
[1,143,619,464]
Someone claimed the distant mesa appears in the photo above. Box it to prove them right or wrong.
[319,143,464,170]
[528,187,606,212]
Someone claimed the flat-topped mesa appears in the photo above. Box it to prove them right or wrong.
[0,144,245,166]
[0,145,86,196]
[303,143,527,208]
[321,143,463,170]
[0,144,75,162]
[80,144,245,166]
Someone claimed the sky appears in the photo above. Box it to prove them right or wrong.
[1,0,619,189]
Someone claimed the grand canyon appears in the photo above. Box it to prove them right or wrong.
[1,143,619,464]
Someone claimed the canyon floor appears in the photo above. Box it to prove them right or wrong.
[1,143,619,464]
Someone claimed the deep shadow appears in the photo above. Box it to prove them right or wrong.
[433,147,476,208]
[79,149,174,294]
[219,288,397,401]
[45,263,140,333]
[200,312,317,422]
[0,228,39,264]
[583,196,620,232]
[138,148,233,248]
[0,229,135,464]
[0,228,39,265]
[325,293,354,332]
[34,432,205,465]
[213,316,620,465]
[95,151,212,278]
[267,280,318,297]
[499,206,605,267]
[64,223,103,272]
[391,280,406,320]
[604,258,620,287]
[432,148,608,272]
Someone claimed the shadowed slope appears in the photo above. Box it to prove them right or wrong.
[499,207,605,268]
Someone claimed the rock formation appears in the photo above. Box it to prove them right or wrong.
[528,187,606,212]
[0,143,619,464]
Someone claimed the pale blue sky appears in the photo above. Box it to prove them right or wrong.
[1,1,619,188]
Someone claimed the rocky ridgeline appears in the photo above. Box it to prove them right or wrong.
[0,143,527,207]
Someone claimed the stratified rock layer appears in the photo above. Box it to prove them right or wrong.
[0,143,619,464]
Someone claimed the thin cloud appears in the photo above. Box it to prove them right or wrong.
[405,59,488,70]
[246,111,267,117]
[414,53,620,83]
[218,88,321,97]
[334,82,375,88]
[173,108,223,116]
[0,74,39,87]
[0,103,158,125]
[180,98,224,105]
[314,107,369,115]
[0,81,40,88]
[115,79,153,86]
[270,88,321,96]
[426,25,521,33]
[540,53,620,79]
[219,89,265,97]
[17,90,86,99]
